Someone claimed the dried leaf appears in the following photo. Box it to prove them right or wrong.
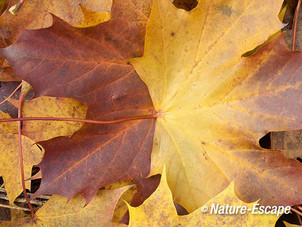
[0,0,155,203]
[0,0,113,48]
[132,0,302,211]
[75,5,111,28]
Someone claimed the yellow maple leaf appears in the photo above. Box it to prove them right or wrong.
[131,0,302,212]
[128,168,280,226]
[1,187,128,226]
[0,111,43,204]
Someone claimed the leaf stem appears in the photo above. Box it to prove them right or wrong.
[0,113,158,124]
[292,0,302,51]
[17,91,36,219]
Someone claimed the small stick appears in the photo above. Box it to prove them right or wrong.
[0,203,30,211]
[292,0,302,51]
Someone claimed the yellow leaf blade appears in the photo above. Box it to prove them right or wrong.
[1,187,128,226]
[75,5,111,28]
[0,133,43,204]
[9,96,87,142]
[131,0,301,212]
[129,168,280,226]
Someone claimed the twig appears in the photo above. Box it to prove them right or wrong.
[0,203,30,211]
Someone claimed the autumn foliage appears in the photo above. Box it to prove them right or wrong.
[0,0,302,226]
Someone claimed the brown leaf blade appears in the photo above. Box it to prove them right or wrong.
[0,0,155,203]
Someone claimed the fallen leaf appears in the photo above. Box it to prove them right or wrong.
[0,0,113,48]
[0,0,155,203]
[131,0,302,211]
[0,111,43,203]
[104,181,137,223]
[9,96,87,142]
[0,111,16,133]
[0,187,128,226]
[75,5,111,28]
[117,175,161,224]
[128,168,279,226]
[128,175,161,208]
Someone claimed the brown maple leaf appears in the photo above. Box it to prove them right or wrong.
[0,0,155,203]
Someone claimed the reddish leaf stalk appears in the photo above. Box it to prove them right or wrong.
[0,113,158,124]
[0,83,22,105]
[17,91,36,219]
[292,0,302,51]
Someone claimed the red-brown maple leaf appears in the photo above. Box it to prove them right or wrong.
[0,0,156,202]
